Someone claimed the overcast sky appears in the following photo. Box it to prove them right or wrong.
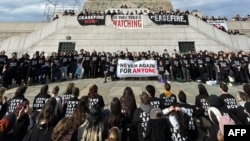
[0,0,249,22]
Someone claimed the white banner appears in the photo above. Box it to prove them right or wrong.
[117,59,158,77]
[112,15,143,29]
[207,20,228,30]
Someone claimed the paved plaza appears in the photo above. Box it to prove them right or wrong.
[2,78,244,141]
[4,78,243,109]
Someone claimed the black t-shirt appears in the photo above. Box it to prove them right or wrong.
[132,108,151,141]
[64,97,79,117]
[219,93,238,113]
[195,95,209,117]
[87,94,105,109]
[32,93,51,111]
[159,93,177,109]
[6,96,29,114]
[149,97,161,108]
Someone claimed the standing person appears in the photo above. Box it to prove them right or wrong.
[90,51,99,78]
[204,51,214,81]
[180,54,190,82]
[159,82,177,109]
[145,108,171,141]
[157,60,167,83]
[145,85,160,108]
[64,87,80,117]
[132,92,154,141]
[5,85,29,115]
[120,86,137,141]
[3,52,19,88]
[32,84,51,119]
[171,53,182,81]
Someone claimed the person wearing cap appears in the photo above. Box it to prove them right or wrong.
[144,107,171,141]
[132,91,154,141]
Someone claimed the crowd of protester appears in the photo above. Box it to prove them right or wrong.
[0,48,250,88]
[232,14,250,21]
[0,79,250,141]
[63,9,76,16]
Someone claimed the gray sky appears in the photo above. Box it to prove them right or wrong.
[0,0,249,22]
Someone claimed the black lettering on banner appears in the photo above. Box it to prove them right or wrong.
[224,125,250,140]
[149,13,189,25]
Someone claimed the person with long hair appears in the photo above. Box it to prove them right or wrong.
[23,104,56,141]
[78,105,104,141]
[32,84,51,119]
[119,86,137,141]
[108,97,123,130]
[195,84,210,118]
[51,117,77,141]
[177,90,198,140]
[5,85,29,115]
[0,86,7,119]
[71,97,89,129]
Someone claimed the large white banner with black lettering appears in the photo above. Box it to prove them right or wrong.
[112,15,143,29]
[117,59,158,77]
[149,14,189,25]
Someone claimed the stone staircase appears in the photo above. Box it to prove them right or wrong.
[82,0,173,12]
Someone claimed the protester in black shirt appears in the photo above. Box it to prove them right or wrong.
[64,87,80,117]
[145,107,171,141]
[177,90,198,140]
[23,104,56,141]
[159,82,177,109]
[32,84,51,119]
[6,85,29,115]
[132,92,153,141]
[145,85,160,108]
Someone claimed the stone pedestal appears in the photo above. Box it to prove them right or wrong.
[82,0,173,12]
